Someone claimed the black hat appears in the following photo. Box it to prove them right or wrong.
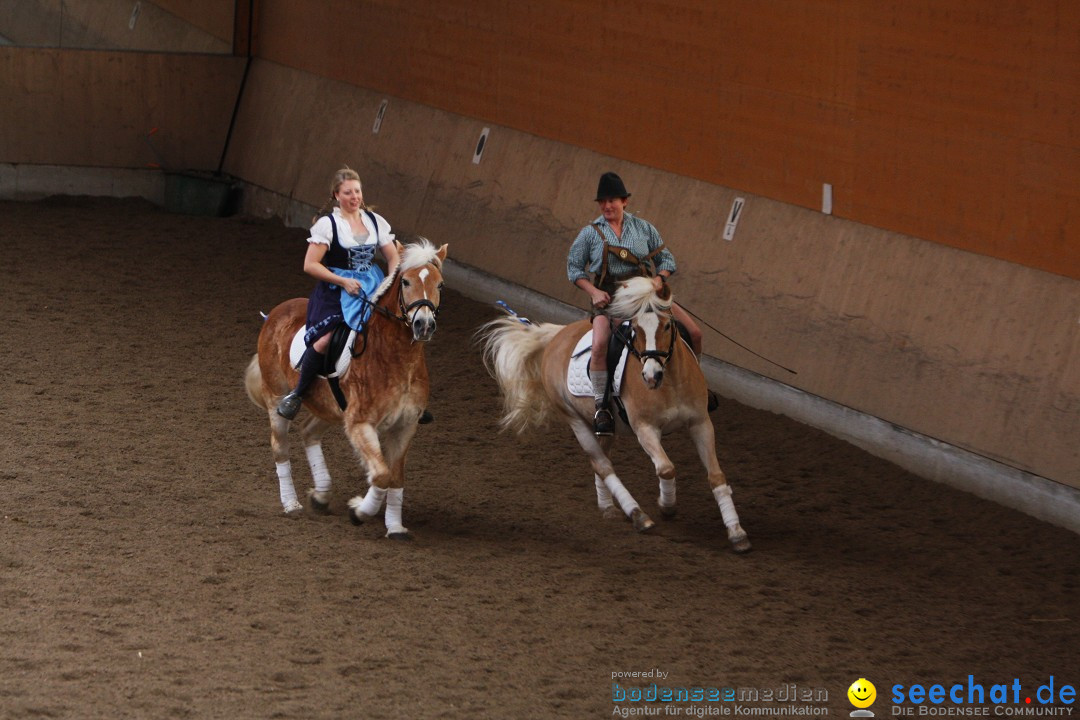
[595,172,631,201]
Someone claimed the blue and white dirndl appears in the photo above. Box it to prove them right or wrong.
[302,209,393,347]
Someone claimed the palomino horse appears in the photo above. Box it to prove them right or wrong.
[244,239,448,539]
[480,277,750,552]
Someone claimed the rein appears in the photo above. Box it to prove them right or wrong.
[349,263,441,359]
[358,267,441,327]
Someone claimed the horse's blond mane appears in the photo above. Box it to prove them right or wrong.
[401,238,442,272]
[606,276,672,319]
[369,238,442,303]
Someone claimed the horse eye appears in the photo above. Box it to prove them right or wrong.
[437,282,445,290]
[402,279,411,287]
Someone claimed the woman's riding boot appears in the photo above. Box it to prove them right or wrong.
[276,348,326,420]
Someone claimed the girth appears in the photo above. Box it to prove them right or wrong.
[322,323,353,411]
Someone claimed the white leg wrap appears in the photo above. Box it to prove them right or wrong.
[305,444,331,493]
[713,484,741,529]
[384,488,405,535]
[594,474,614,510]
[602,473,640,517]
[276,461,300,512]
[352,485,387,518]
[659,477,676,508]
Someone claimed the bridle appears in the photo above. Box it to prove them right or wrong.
[613,312,676,369]
[360,264,442,327]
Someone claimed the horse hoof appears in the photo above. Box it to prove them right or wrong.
[631,508,656,533]
[348,507,370,526]
[658,503,677,519]
[307,490,331,515]
[730,534,752,554]
[282,500,303,517]
[387,530,413,541]
[600,506,622,521]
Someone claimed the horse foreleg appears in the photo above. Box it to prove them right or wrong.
[688,419,751,553]
[300,415,335,512]
[383,454,409,540]
[345,422,391,525]
[590,434,619,519]
[593,475,619,520]
[568,420,654,532]
[269,412,303,516]
[634,424,678,519]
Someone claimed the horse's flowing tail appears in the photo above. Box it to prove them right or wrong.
[479,317,563,433]
[244,353,269,409]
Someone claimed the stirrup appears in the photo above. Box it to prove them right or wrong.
[276,391,303,420]
[707,390,719,413]
[593,407,614,436]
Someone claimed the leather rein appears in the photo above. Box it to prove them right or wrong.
[359,266,441,328]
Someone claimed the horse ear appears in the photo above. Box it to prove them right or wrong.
[394,239,405,254]
[436,243,449,263]
[657,283,672,301]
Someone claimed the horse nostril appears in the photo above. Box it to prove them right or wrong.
[413,318,435,338]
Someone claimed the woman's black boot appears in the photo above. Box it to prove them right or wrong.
[276,349,326,420]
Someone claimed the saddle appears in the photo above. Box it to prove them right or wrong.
[567,319,696,421]
[566,325,631,398]
[289,323,356,410]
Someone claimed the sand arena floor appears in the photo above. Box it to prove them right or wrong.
[0,196,1077,719]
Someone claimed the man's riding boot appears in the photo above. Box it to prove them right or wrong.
[590,367,613,436]
[593,404,615,436]
[276,348,326,420]
[419,409,434,424]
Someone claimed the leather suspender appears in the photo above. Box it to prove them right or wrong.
[592,223,667,289]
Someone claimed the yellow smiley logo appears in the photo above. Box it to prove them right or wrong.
[847,678,876,708]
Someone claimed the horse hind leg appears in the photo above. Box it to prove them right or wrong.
[269,412,303,516]
[300,415,335,514]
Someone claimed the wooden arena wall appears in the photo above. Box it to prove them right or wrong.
[0,0,232,53]
[0,1,1076,493]
[0,47,244,173]
[221,1,1077,489]
[252,0,1080,282]
[222,60,1079,491]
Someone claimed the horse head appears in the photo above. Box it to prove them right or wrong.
[394,238,448,342]
[608,276,676,390]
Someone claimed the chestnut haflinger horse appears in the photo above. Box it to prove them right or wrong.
[480,277,750,553]
[245,239,448,539]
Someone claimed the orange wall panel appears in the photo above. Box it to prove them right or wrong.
[254,0,1078,279]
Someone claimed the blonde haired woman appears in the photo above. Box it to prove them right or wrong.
[276,167,400,419]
